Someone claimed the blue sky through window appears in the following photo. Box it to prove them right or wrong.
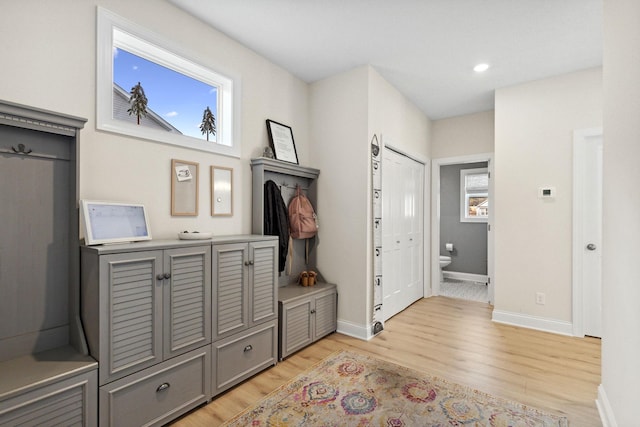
[113,48,218,141]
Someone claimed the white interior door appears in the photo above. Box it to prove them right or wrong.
[573,129,603,338]
[382,148,424,320]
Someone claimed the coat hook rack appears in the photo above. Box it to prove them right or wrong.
[11,143,32,155]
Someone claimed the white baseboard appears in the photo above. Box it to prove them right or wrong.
[596,384,618,427]
[492,309,573,336]
[337,319,372,340]
[443,271,488,283]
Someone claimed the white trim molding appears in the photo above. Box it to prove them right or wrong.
[572,127,603,337]
[596,384,618,427]
[337,319,371,341]
[96,7,241,157]
[492,310,573,336]
[431,152,494,303]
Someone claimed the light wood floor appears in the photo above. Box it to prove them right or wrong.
[171,296,602,426]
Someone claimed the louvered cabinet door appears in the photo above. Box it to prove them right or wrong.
[212,243,249,341]
[100,251,163,385]
[163,246,212,359]
[249,240,278,326]
[313,290,337,339]
[280,298,313,358]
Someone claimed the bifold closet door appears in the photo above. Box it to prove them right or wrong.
[382,149,424,321]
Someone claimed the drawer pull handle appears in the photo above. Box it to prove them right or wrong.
[243,345,253,353]
[156,382,170,392]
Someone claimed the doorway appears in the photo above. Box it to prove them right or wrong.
[381,147,425,321]
[431,153,494,304]
[573,128,603,338]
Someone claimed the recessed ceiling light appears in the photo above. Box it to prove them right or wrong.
[474,63,490,73]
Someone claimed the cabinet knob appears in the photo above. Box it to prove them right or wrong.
[244,261,250,266]
[310,309,316,314]
[156,274,165,281]
[156,382,170,392]
[243,345,253,353]
[249,260,254,265]
[164,272,171,279]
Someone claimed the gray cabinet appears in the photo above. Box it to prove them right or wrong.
[99,346,210,427]
[80,236,278,422]
[82,243,212,385]
[0,369,97,426]
[251,158,320,285]
[212,240,278,341]
[0,100,97,425]
[278,283,337,360]
[0,347,97,426]
[211,237,278,396]
[81,241,212,426]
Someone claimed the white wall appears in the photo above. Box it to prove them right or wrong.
[1,0,310,237]
[493,68,602,328]
[599,0,640,424]
[309,67,370,336]
[368,69,432,159]
[310,66,430,338]
[431,111,495,159]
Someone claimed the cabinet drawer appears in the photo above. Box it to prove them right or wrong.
[0,370,97,427]
[100,347,210,427]
[213,321,277,395]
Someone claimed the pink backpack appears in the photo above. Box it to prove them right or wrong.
[288,185,318,239]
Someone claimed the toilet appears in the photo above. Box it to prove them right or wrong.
[439,255,451,282]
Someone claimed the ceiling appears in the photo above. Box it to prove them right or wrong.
[169,0,602,120]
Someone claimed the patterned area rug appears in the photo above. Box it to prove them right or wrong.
[222,350,568,426]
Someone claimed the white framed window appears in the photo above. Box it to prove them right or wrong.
[96,8,240,157]
[460,167,488,222]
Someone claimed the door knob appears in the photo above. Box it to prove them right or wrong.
[586,243,597,251]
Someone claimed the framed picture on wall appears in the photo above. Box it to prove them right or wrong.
[266,119,299,164]
[171,159,199,216]
[211,166,233,216]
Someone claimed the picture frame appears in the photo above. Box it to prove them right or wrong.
[266,119,299,164]
[171,159,199,216]
[211,166,233,216]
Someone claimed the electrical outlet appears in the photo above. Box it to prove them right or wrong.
[536,292,546,305]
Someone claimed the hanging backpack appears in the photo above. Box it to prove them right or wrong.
[287,185,318,275]
[288,185,318,239]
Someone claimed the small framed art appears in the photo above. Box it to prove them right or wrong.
[211,166,233,216]
[266,119,299,164]
[171,159,199,216]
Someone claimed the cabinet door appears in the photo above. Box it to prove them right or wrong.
[281,299,313,358]
[249,240,278,326]
[163,246,212,359]
[313,291,337,340]
[100,251,163,385]
[212,243,248,341]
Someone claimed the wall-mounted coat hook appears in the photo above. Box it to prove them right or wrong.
[11,143,32,155]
